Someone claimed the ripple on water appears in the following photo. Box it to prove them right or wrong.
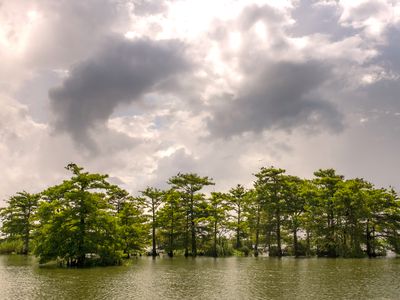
[0,256,400,299]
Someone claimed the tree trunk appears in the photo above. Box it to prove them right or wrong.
[191,218,196,256]
[77,207,86,267]
[293,227,298,257]
[254,204,260,257]
[265,220,272,256]
[276,209,282,257]
[152,201,157,258]
[22,226,29,255]
[236,207,241,249]
[152,225,157,257]
[365,219,376,258]
[184,203,189,257]
[168,211,174,258]
[327,197,336,257]
[213,220,218,257]
[22,209,31,255]
[190,192,197,257]
[306,229,311,257]
[371,225,376,257]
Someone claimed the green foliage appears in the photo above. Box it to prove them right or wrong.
[168,173,214,257]
[157,190,186,257]
[34,164,124,266]
[238,245,250,256]
[204,240,234,257]
[107,185,131,214]
[204,192,231,257]
[1,163,400,266]
[0,191,39,254]
[118,197,149,257]
[254,167,287,257]
[226,184,250,249]
[0,239,24,254]
[312,169,344,257]
[141,187,163,257]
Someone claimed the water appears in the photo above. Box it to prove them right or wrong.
[0,255,399,299]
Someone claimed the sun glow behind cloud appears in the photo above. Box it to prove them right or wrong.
[229,31,242,51]
[1,0,400,201]
[0,9,42,57]
[148,0,292,40]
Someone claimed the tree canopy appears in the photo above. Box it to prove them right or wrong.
[1,163,400,266]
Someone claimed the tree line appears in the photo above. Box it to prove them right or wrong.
[1,163,399,267]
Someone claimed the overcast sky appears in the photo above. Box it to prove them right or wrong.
[1,0,400,202]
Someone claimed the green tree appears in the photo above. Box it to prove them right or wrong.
[366,187,400,256]
[35,163,121,266]
[254,167,286,257]
[313,169,344,257]
[333,179,370,257]
[298,180,318,256]
[107,185,131,214]
[157,190,185,257]
[246,189,263,256]
[206,192,230,257]
[227,184,249,250]
[118,196,148,258]
[0,191,39,254]
[168,173,214,257]
[283,176,306,257]
[141,187,163,257]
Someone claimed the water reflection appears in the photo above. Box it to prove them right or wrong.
[0,255,399,299]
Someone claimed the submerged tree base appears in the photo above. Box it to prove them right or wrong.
[32,250,400,269]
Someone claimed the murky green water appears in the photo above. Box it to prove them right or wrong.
[0,255,399,299]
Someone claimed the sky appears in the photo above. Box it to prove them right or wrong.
[1,0,400,203]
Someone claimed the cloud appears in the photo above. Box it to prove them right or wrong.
[144,148,198,190]
[338,0,397,38]
[49,36,191,150]
[130,0,170,16]
[375,26,400,73]
[289,0,358,40]
[0,94,73,200]
[3,0,400,205]
[207,60,343,137]
[26,0,131,69]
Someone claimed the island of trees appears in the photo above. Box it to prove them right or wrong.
[1,163,399,267]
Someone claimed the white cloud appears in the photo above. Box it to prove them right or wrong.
[338,0,399,38]
[1,0,400,205]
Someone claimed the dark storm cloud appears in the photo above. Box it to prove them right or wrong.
[49,36,191,148]
[205,3,345,138]
[208,61,344,137]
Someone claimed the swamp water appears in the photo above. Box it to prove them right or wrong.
[0,255,399,299]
